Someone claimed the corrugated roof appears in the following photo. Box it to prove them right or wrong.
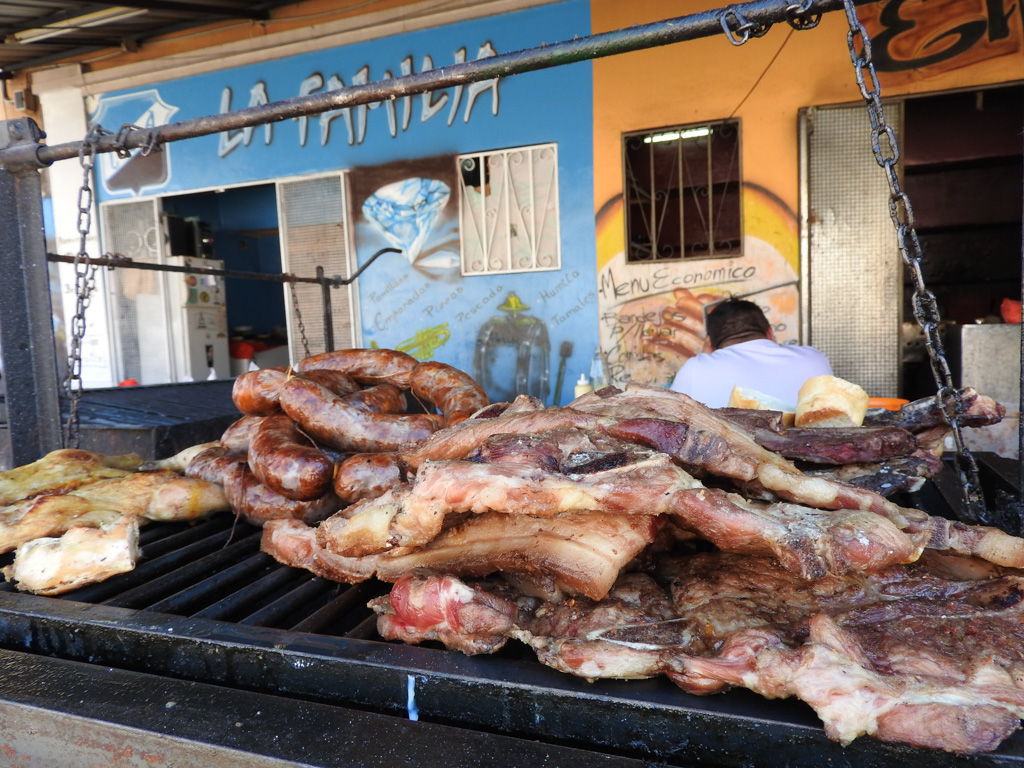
[0,1,297,75]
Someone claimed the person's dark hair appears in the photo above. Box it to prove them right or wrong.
[705,298,771,349]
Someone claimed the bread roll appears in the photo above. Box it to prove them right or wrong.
[794,375,869,428]
[727,386,796,427]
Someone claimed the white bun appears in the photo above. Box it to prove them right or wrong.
[794,375,869,428]
[727,386,796,427]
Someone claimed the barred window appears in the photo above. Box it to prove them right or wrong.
[457,143,561,276]
[623,120,742,262]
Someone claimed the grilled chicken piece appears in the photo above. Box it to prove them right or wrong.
[0,472,229,553]
[2,515,141,595]
[141,441,220,473]
[0,449,142,505]
[69,471,229,521]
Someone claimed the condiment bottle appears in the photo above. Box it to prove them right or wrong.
[574,374,593,398]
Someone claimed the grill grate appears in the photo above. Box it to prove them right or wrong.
[0,498,1021,766]
[0,513,389,637]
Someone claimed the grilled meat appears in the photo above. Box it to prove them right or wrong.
[372,551,1024,754]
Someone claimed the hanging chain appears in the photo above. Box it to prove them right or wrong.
[841,0,986,521]
[63,127,109,448]
[289,280,311,359]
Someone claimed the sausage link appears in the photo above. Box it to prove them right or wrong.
[221,463,340,527]
[219,415,266,455]
[294,348,418,389]
[248,413,335,501]
[185,444,247,485]
[280,376,436,453]
[410,361,489,427]
[301,369,362,397]
[232,368,287,415]
[334,453,405,505]
[343,382,407,414]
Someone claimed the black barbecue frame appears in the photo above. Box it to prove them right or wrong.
[0,1,1023,765]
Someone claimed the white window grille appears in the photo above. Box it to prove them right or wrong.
[457,143,561,276]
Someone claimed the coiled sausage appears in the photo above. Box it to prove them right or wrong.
[280,376,436,453]
[219,415,266,455]
[185,444,247,485]
[294,348,419,389]
[231,368,287,415]
[221,463,340,527]
[410,361,489,427]
[248,412,334,501]
[342,382,407,415]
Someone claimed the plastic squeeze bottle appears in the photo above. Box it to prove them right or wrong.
[574,374,593,397]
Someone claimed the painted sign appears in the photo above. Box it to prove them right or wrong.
[858,0,1022,84]
[595,185,802,388]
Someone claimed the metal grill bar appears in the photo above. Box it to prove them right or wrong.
[146,551,276,615]
[290,581,386,635]
[102,530,262,608]
[193,564,310,621]
[237,577,336,627]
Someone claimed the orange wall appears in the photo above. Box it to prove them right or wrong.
[590,0,1023,387]
[592,0,1024,240]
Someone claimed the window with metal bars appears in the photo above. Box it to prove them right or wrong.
[457,143,561,276]
[622,120,742,262]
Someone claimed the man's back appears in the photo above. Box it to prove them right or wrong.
[669,338,833,408]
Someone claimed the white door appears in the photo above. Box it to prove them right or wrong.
[276,173,358,364]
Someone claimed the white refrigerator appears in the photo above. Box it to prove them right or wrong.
[165,256,231,381]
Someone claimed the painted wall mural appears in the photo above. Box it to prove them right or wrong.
[88,0,598,406]
[350,152,589,406]
[595,184,801,388]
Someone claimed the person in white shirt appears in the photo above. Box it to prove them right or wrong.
[669,298,833,408]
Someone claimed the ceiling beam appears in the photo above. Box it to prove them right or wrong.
[83,1,272,20]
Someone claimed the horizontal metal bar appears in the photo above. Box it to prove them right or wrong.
[192,564,309,621]
[0,0,853,171]
[46,247,401,287]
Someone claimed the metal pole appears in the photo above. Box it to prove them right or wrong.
[1019,88,1024,500]
[0,118,63,465]
[0,0,850,172]
[317,266,334,353]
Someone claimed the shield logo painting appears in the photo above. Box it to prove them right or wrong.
[90,90,179,196]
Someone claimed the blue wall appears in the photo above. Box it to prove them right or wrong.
[91,0,597,405]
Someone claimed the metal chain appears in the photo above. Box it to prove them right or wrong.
[62,126,108,448]
[841,0,986,521]
[720,7,772,45]
[289,280,311,359]
[785,0,821,30]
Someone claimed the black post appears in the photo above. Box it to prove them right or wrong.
[0,118,63,466]
[317,266,335,353]
[1019,89,1024,501]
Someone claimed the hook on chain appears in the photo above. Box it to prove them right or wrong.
[720,7,771,46]
[785,0,821,30]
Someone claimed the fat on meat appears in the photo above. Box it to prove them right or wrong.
[263,509,662,601]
